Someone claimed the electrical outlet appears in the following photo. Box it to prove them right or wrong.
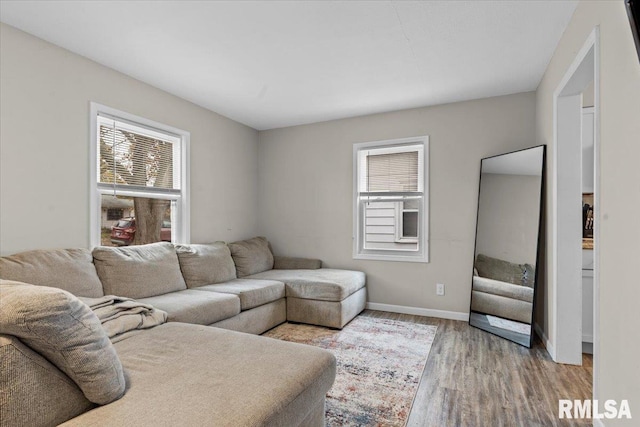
[436,283,445,296]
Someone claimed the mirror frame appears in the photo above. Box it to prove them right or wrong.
[468,145,546,348]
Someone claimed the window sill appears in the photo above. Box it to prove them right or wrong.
[353,253,429,263]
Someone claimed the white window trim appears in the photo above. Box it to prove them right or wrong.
[89,102,190,248]
[352,135,429,263]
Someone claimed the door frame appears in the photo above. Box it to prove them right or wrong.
[551,24,600,399]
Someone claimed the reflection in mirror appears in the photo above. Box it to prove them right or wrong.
[469,146,546,347]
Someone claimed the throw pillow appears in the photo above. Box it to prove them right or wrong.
[0,280,126,404]
[475,253,526,286]
[228,236,274,278]
[175,242,237,288]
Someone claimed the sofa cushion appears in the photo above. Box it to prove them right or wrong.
[175,242,236,287]
[0,280,125,405]
[472,276,534,303]
[0,334,94,427]
[60,323,336,427]
[0,248,104,297]
[248,269,366,302]
[228,236,274,278]
[193,278,285,310]
[471,291,533,324]
[92,242,187,299]
[136,289,240,325]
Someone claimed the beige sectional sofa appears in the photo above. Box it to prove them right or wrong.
[0,236,367,427]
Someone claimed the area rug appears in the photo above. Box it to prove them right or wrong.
[264,316,437,426]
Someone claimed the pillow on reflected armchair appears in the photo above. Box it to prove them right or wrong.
[0,280,126,404]
[522,264,536,288]
[475,254,533,287]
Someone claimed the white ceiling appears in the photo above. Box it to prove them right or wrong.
[0,1,577,130]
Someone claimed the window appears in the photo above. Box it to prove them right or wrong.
[395,199,419,242]
[90,103,190,247]
[106,208,123,221]
[353,136,429,262]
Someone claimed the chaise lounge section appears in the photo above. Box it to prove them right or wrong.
[60,323,336,426]
[228,236,367,329]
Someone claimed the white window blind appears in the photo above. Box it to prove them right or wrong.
[366,151,418,192]
[97,115,181,197]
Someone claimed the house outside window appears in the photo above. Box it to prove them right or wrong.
[90,103,190,247]
[106,208,123,221]
[353,136,429,262]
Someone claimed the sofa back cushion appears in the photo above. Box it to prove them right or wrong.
[175,242,237,288]
[0,248,104,297]
[0,280,125,405]
[228,236,274,278]
[92,242,187,299]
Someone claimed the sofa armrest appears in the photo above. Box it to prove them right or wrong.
[0,334,94,426]
[273,256,322,270]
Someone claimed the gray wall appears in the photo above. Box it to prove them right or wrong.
[535,1,640,419]
[258,92,536,315]
[476,173,541,266]
[0,24,260,255]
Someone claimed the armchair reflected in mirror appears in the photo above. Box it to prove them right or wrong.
[469,145,546,347]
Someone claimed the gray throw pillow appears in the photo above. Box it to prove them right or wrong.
[92,242,187,299]
[0,248,104,297]
[228,236,274,278]
[475,253,527,286]
[0,280,125,404]
[175,242,237,288]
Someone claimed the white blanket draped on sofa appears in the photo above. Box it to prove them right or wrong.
[80,296,167,339]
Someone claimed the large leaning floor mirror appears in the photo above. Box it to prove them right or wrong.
[469,145,546,347]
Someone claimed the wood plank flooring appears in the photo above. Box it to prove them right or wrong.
[360,310,593,427]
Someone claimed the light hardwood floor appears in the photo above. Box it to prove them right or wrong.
[360,310,593,427]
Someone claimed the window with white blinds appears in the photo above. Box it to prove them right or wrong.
[90,103,190,248]
[97,115,181,196]
[353,136,429,262]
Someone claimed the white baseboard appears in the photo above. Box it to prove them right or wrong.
[534,322,556,359]
[366,302,469,321]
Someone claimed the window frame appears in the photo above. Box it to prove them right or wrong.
[89,102,190,248]
[352,136,429,263]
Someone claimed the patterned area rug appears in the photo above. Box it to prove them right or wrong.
[264,316,437,426]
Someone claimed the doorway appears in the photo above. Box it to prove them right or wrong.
[552,25,599,397]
